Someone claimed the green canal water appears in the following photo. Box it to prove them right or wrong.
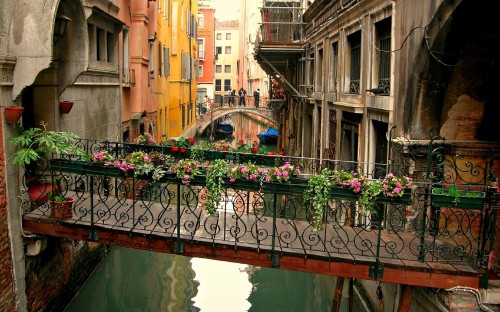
[65,247,340,312]
[65,113,347,311]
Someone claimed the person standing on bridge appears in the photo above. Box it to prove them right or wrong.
[253,89,260,108]
[238,87,247,106]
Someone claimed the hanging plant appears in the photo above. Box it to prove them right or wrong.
[303,168,334,232]
[205,159,228,216]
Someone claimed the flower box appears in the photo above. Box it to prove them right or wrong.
[223,178,262,191]
[329,187,361,201]
[376,189,412,205]
[49,159,123,177]
[431,188,487,209]
[261,181,308,194]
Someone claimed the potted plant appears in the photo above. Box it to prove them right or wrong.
[47,191,74,219]
[169,159,202,185]
[59,101,74,114]
[204,159,228,216]
[9,121,87,167]
[225,162,263,191]
[4,106,24,124]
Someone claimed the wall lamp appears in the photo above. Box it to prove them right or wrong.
[54,13,71,44]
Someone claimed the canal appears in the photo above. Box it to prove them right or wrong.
[64,113,346,311]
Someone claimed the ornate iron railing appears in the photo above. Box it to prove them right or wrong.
[20,137,499,280]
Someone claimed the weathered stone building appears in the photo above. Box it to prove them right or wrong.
[255,0,500,310]
[1,0,123,310]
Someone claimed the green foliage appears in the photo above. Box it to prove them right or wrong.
[205,159,228,216]
[9,122,87,166]
[47,192,65,203]
[359,180,384,214]
[304,168,334,232]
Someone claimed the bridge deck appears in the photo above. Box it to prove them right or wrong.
[22,189,483,289]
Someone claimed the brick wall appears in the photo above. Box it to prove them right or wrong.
[0,113,17,311]
[25,241,108,311]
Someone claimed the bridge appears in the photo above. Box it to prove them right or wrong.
[20,139,500,295]
[196,106,277,134]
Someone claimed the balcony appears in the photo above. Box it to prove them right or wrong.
[19,139,500,289]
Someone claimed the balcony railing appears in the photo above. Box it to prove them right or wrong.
[20,139,499,280]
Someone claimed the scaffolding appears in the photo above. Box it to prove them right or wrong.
[260,0,305,44]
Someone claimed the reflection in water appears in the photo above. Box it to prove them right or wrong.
[191,258,252,312]
[65,247,337,312]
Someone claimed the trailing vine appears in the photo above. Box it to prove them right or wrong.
[205,159,228,216]
[303,168,334,232]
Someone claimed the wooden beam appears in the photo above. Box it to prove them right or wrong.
[331,277,345,312]
[397,284,413,312]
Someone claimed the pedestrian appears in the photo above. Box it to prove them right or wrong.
[253,88,260,108]
[238,87,247,106]
[226,88,231,106]
[230,89,236,106]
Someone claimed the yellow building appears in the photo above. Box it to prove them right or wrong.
[156,0,199,140]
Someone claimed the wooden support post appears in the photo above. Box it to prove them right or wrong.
[397,284,413,312]
[331,276,345,312]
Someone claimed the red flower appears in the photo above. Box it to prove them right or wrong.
[180,147,187,153]
[279,151,284,156]
[188,137,195,144]
[168,140,174,145]
[172,146,179,152]
[251,147,258,154]
[239,139,244,143]
[223,147,228,151]
[269,151,276,155]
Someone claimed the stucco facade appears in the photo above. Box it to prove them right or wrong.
[157,0,199,139]
[197,6,216,107]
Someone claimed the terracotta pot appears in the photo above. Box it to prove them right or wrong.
[59,101,74,114]
[4,106,24,124]
[50,197,74,219]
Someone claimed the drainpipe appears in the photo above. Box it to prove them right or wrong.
[189,0,193,135]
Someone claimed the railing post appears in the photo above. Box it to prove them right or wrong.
[269,193,280,267]
[88,176,98,240]
[369,210,384,279]
[175,182,184,254]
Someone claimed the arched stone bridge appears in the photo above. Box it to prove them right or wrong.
[196,106,276,134]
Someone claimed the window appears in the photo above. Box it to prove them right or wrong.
[198,39,205,59]
[226,33,231,40]
[348,31,361,94]
[224,79,231,91]
[375,18,391,95]
[158,42,163,76]
[96,27,105,61]
[216,46,222,55]
[216,33,222,40]
[225,46,231,54]
[164,47,170,76]
[215,79,222,91]
[315,48,323,91]
[198,65,203,77]
[198,12,204,28]
[149,40,154,77]
[216,65,222,73]
[224,65,231,73]
[329,42,338,92]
